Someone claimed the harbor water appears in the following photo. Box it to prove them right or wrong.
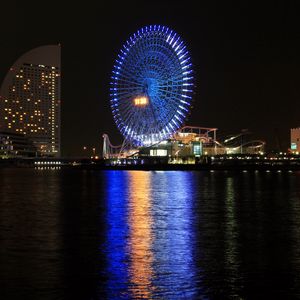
[1,168,300,299]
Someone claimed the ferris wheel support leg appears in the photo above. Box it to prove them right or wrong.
[118,139,129,159]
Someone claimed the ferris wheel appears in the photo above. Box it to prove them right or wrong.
[110,25,194,147]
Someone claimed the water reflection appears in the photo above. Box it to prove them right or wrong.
[2,169,300,299]
[104,171,130,299]
[289,173,300,295]
[128,171,154,298]
[224,176,240,295]
[150,172,199,299]
[103,171,199,299]
[0,169,64,300]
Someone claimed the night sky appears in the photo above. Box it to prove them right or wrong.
[1,1,300,156]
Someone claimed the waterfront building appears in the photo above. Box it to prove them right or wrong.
[0,45,61,157]
[103,125,265,162]
[103,126,221,162]
[0,131,37,158]
[290,127,300,153]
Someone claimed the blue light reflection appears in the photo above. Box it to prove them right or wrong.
[150,171,199,299]
[101,171,201,299]
[102,171,130,299]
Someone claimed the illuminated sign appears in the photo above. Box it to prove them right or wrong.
[134,96,148,106]
[192,141,202,156]
[291,143,297,150]
[150,149,167,156]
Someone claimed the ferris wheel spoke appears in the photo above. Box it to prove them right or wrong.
[158,78,185,87]
[121,102,136,115]
[158,94,192,110]
[128,62,150,80]
[155,95,189,108]
[115,89,141,100]
[121,100,145,119]
[114,86,141,94]
[120,107,137,123]
[160,67,192,82]
[116,76,144,87]
[157,79,187,87]
[113,86,142,92]
[129,113,151,138]
[158,82,184,89]
[156,87,185,97]
[119,55,146,75]
[119,67,145,85]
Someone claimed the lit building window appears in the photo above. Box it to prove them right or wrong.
[0,48,60,157]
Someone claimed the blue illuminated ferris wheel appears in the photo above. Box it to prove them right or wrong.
[110,25,194,146]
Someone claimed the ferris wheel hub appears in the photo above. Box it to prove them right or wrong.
[142,78,158,98]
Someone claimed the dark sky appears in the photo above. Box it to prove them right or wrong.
[1,1,300,156]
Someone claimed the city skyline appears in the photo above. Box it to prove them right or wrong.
[1,3,300,299]
[1,1,300,156]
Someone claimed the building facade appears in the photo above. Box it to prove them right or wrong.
[0,131,37,158]
[0,45,61,157]
[291,128,300,153]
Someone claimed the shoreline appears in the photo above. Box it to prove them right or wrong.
[71,163,300,171]
[2,163,300,171]
[1,156,300,171]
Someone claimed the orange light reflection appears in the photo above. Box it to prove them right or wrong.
[128,171,154,299]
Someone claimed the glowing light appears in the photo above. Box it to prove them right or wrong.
[110,25,193,146]
[128,171,153,298]
[134,96,148,106]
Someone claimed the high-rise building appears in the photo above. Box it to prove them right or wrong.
[0,45,61,157]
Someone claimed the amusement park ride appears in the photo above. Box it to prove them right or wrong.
[103,25,264,160]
